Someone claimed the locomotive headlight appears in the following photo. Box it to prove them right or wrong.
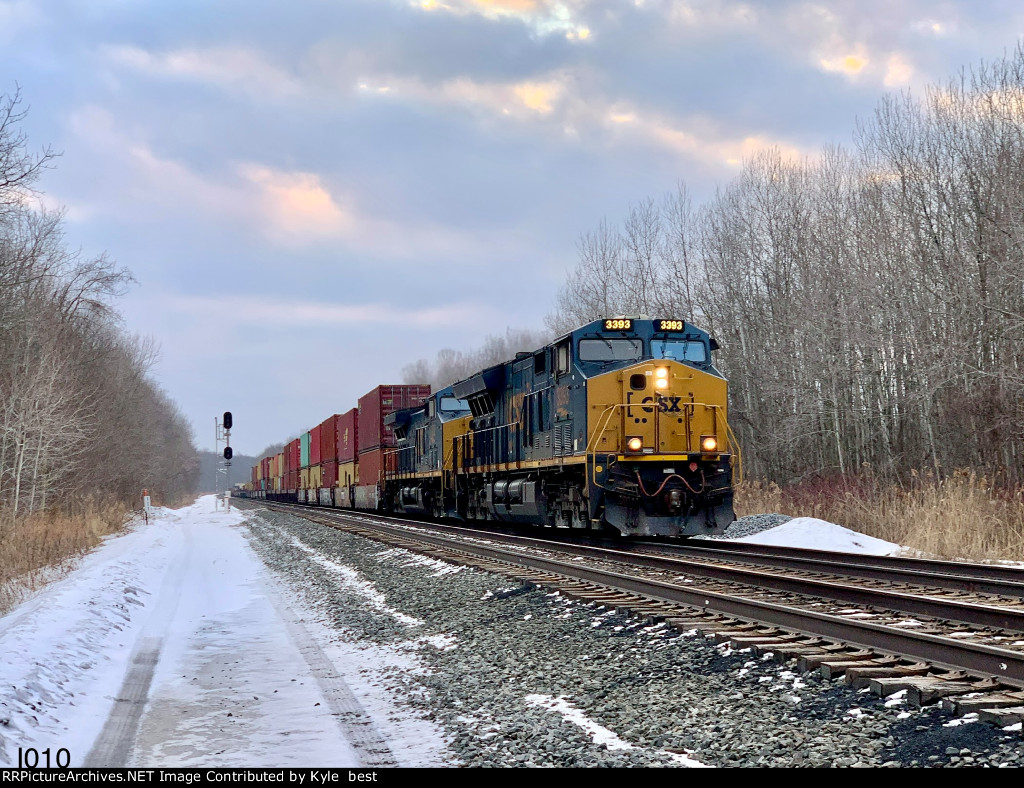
[655,367,669,379]
[627,437,643,452]
[701,435,718,452]
[655,378,669,390]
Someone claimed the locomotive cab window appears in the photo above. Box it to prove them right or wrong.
[579,338,644,362]
[439,396,468,412]
[555,340,570,376]
[652,339,707,363]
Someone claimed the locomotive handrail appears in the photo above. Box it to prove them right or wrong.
[585,401,737,490]
[586,404,620,491]
[723,416,743,483]
[452,421,523,468]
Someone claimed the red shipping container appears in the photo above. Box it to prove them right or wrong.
[356,448,383,488]
[288,439,300,472]
[319,415,339,464]
[322,459,338,488]
[310,424,322,466]
[251,466,258,487]
[358,385,431,451]
[356,447,401,487]
[337,408,358,462]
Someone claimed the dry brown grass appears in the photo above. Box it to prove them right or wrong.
[0,500,134,613]
[736,472,1024,562]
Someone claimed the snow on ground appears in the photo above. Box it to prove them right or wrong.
[0,495,449,767]
[731,516,904,556]
[524,694,710,768]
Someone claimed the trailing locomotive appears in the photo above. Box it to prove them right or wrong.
[243,317,736,538]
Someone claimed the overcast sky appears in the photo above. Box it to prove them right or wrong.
[3,0,1022,455]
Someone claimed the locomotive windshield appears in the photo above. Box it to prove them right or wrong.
[652,338,707,363]
[439,396,468,412]
[579,338,644,362]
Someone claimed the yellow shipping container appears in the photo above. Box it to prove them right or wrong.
[309,464,322,490]
[337,461,357,487]
[300,467,310,489]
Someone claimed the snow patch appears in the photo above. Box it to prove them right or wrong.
[524,694,710,768]
[290,538,422,627]
[373,548,463,577]
[731,516,903,555]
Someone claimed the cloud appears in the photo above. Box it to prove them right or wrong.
[101,44,304,99]
[664,0,759,29]
[169,294,489,328]
[613,110,809,168]
[239,165,351,239]
[350,71,571,119]
[68,107,347,243]
[513,80,563,113]
[883,54,914,87]
[0,0,43,42]
[412,0,592,40]
[913,18,955,37]
[66,105,495,260]
[819,51,869,76]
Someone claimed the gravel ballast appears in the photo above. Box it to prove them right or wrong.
[695,512,793,541]
[237,502,1024,768]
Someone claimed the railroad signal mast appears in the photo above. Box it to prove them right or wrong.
[215,411,233,511]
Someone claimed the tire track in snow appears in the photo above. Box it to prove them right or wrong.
[83,637,163,767]
[267,592,398,767]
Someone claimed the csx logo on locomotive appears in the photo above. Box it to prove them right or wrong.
[626,392,684,414]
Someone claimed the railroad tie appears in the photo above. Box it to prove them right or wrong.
[728,635,791,648]
[819,656,900,680]
[843,663,930,689]
[798,649,874,673]
[760,640,833,662]
[868,676,979,706]
[942,690,1024,715]
[977,706,1024,726]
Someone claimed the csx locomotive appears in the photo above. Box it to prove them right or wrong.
[385,317,736,537]
[244,317,736,538]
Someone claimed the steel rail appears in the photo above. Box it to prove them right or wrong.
[622,542,1024,598]
[677,539,1024,584]
[277,501,1024,596]
[291,507,1024,688]
[310,507,1024,630]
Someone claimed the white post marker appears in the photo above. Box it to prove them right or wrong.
[142,489,152,524]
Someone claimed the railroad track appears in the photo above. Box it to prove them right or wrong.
[240,499,1024,726]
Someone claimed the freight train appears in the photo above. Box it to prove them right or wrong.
[241,317,737,537]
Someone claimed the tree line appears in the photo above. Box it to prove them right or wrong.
[0,88,198,525]
[402,327,551,391]
[547,47,1024,486]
